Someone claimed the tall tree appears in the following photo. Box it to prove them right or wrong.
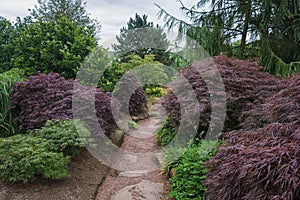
[157,0,256,57]
[257,0,300,75]
[112,13,169,63]
[157,0,300,76]
[29,0,100,36]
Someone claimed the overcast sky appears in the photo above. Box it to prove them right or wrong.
[0,0,196,47]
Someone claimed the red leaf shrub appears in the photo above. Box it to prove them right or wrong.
[10,73,118,137]
[205,73,300,200]
[241,74,299,130]
[161,55,283,134]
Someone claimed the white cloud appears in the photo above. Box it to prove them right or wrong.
[0,0,196,44]
[0,0,36,21]
[87,0,192,45]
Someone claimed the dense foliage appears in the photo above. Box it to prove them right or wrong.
[30,119,92,157]
[13,16,97,79]
[0,134,70,183]
[0,17,15,73]
[29,0,100,34]
[205,74,300,199]
[10,73,118,137]
[0,68,25,137]
[161,55,283,141]
[100,54,171,118]
[100,54,169,91]
[168,140,219,200]
[157,0,300,76]
[0,0,99,78]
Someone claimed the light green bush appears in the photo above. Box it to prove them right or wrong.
[145,86,168,97]
[30,119,92,157]
[0,134,70,183]
[0,119,92,183]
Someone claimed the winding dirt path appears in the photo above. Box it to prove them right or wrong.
[96,101,171,200]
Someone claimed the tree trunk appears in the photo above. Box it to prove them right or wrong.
[240,0,252,57]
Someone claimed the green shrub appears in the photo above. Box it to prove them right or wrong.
[168,140,219,200]
[155,116,177,146]
[99,60,131,92]
[0,68,25,137]
[0,134,70,183]
[30,119,92,157]
[145,86,168,97]
[99,54,170,92]
[161,145,186,174]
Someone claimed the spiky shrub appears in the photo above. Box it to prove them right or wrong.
[161,55,283,140]
[0,134,70,183]
[10,73,118,137]
[0,68,25,137]
[205,73,300,200]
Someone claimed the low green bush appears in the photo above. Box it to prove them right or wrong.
[30,119,93,157]
[0,134,70,183]
[168,140,219,200]
[161,145,186,174]
[0,119,92,183]
[128,120,139,129]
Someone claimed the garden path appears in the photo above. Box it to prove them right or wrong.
[96,100,171,200]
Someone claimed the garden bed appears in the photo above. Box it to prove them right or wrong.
[0,148,110,200]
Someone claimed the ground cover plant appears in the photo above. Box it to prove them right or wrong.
[164,140,219,200]
[30,119,93,157]
[0,134,70,183]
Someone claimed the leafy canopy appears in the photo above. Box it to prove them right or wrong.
[29,0,100,35]
[13,16,97,79]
